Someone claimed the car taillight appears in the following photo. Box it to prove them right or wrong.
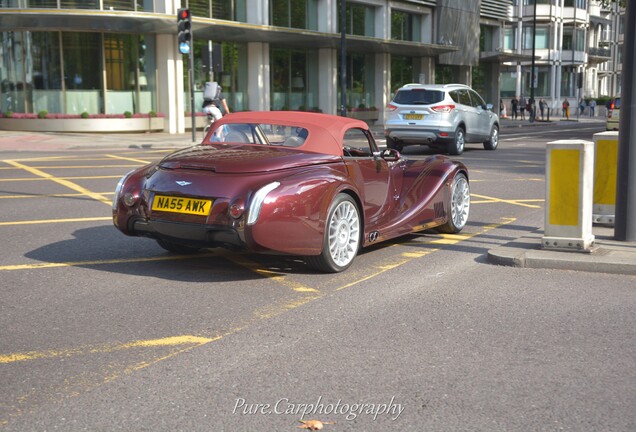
[431,104,455,113]
[386,103,398,112]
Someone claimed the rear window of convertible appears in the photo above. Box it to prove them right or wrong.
[208,123,309,147]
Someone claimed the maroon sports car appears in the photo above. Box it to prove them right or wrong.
[113,111,470,272]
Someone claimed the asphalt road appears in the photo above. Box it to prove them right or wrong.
[1,120,634,431]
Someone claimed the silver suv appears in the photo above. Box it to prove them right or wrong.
[384,83,499,155]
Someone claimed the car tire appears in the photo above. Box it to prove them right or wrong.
[483,125,499,150]
[386,136,403,152]
[448,126,465,155]
[438,172,470,234]
[306,193,361,273]
[156,239,201,254]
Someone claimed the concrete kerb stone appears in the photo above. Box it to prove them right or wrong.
[487,227,636,275]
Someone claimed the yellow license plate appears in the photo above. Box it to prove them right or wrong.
[152,195,212,216]
[403,113,424,120]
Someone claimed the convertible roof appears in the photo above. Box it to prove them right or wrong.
[212,111,371,156]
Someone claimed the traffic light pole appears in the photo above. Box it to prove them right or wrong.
[189,42,195,142]
[177,8,196,141]
[615,0,636,241]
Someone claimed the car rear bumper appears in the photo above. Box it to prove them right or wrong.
[130,217,246,250]
[385,128,455,145]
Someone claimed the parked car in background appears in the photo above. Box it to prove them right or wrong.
[607,96,621,131]
[384,83,500,155]
[113,111,470,273]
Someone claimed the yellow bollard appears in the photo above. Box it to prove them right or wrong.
[543,140,595,251]
[592,131,619,225]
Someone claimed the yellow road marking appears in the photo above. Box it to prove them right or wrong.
[0,217,518,420]
[471,193,543,208]
[0,164,140,170]
[0,192,114,200]
[226,255,319,293]
[0,216,112,227]
[0,335,216,364]
[105,154,151,164]
[0,175,121,182]
[0,252,217,271]
[336,217,517,291]
[3,160,112,205]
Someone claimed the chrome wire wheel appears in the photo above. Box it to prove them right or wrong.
[328,199,360,267]
[450,174,470,230]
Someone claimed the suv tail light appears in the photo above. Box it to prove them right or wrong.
[431,104,455,113]
[386,103,398,112]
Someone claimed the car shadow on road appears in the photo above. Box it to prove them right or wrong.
[23,225,286,282]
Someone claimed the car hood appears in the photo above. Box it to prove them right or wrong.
[158,144,340,174]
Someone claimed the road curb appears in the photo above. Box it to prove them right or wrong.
[488,234,636,275]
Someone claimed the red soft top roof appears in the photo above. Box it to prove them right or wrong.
[210,111,370,156]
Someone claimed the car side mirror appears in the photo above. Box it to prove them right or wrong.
[485,103,493,111]
[377,148,400,161]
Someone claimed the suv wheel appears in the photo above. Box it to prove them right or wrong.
[448,126,465,155]
[386,136,403,152]
[483,125,499,150]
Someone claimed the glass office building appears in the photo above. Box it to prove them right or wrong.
[0,0,513,133]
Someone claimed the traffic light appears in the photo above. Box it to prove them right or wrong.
[177,8,191,45]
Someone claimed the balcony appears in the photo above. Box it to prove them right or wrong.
[588,47,612,64]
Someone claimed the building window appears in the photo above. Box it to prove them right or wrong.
[60,1,99,8]
[338,1,375,37]
[338,53,375,110]
[270,0,317,30]
[503,27,516,50]
[271,47,318,111]
[391,56,414,92]
[391,10,421,42]
[0,30,159,116]
[522,66,550,97]
[104,34,155,114]
[522,26,549,49]
[103,1,135,11]
[563,0,587,8]
[190,0,245,21]
[563,27,585,51]
[187,41,247,113]
[62,32,103,114]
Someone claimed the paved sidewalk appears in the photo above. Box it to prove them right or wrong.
[0,130,197,151]
[488,226,636,275]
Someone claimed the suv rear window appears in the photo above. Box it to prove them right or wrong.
[393,89,444,105]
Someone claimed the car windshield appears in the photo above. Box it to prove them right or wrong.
[208,123,309,147]
[393,89,444,105]
[613,98,621,109]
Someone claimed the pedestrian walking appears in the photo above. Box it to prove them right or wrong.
[579,98,586,116]
[511,97,519,120]
[589,99,596,117]
[562,98,570,119]
[539,99,546,120]
[519,96,526,120]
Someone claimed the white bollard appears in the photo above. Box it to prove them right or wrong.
[543,140,595,252]
[592,131,619,225]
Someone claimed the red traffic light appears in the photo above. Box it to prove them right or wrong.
[177,8,190,21]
